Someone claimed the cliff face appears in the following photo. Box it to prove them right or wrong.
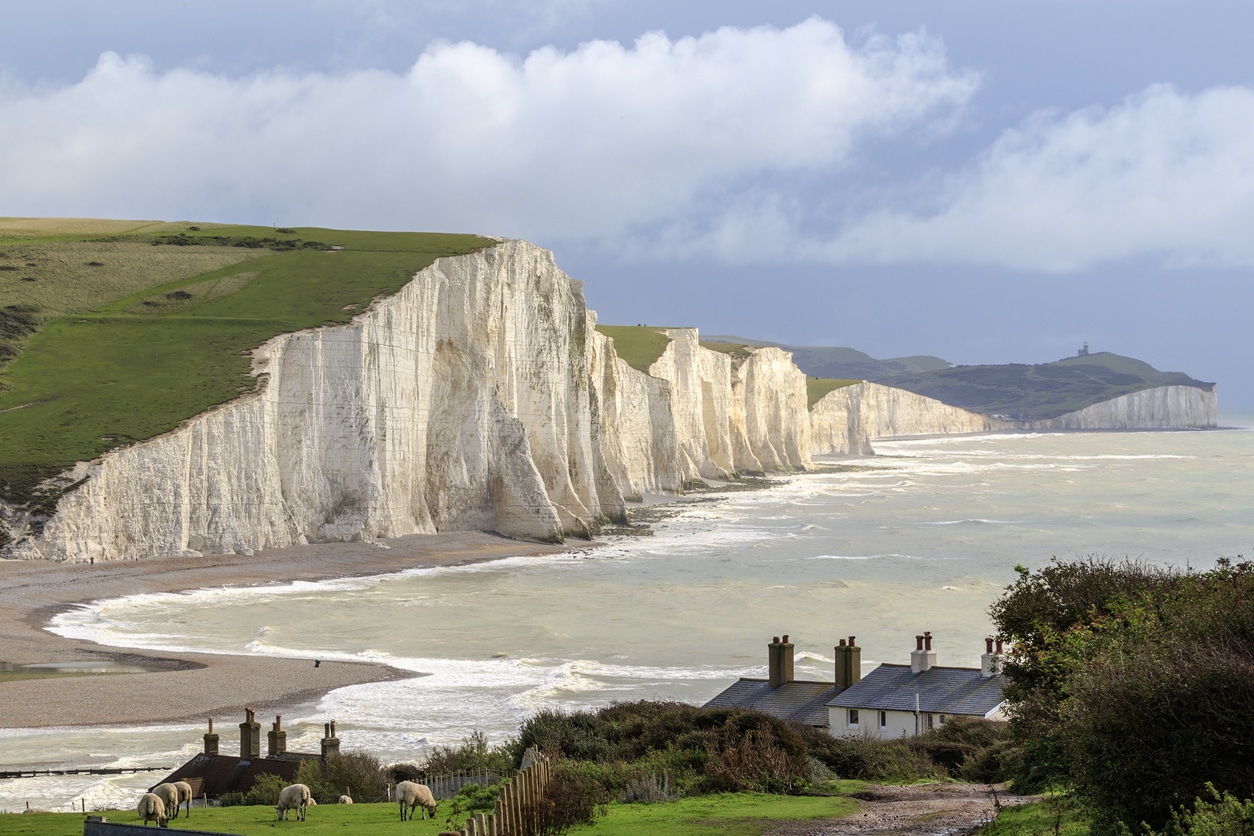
[0,242,1221,562]
[1025,385,1218,431]
[810,382,1003,454]
[12,242,620,560]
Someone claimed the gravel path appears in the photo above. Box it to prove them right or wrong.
[767,783,1037,836]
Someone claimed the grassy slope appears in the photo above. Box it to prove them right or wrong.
[596,325,673,372]
[806,378,861,409]
[881,352,1214,420]
[0,222,491,506]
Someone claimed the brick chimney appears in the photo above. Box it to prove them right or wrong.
[833,636,861,693]
[267,714,287,757]
[239,708,260,760]
[203,718,219,756]
[910,631,936,674]
[768,635,795,688]
[321,720,340,761]
[981,637,1004,677]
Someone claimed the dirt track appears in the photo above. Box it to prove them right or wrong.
[768,783,1036,836]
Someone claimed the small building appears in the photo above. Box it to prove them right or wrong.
[704,632,1006,738]
[153,709,342,799]
[828,633,1007,738]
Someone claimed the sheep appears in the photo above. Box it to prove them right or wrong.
[172,780,193,818]
[339,795,353,804]
[136,793,168,827]
[276,783,312,821]
[151,781,191,819]
[149,785,179,819]
[395,780,437,821]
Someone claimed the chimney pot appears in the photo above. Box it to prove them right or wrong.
[915,635,924,651]
[849,636,856,647]
[773,636,780,644]
[985,637,994,653]
[782,635,789,644]
[996,639,1004,653]
[924,632,933,651]
[839,638,846,647]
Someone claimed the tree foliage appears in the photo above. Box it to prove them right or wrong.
[991,557,1254,831]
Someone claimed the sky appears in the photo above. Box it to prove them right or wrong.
[2,1,1251,407]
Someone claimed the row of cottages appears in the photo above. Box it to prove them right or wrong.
[704,632,1008,737]
[153,709,342,799]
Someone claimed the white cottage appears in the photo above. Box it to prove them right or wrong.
[826,633,1007,738]
[703,632,1007,738]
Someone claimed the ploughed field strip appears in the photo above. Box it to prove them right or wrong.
[0,221,491,513]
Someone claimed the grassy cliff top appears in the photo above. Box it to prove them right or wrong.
[806,377,861,408]
[881,352,1215,420]
[0,219,492,508]
[594,325,673,372]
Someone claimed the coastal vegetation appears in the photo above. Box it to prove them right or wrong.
[991,556,1254,833]
[0,220,491,508]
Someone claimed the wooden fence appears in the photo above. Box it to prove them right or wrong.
[450,749,551,836]
[425,769,502,801]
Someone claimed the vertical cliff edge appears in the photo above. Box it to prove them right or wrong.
[0,241,1219,561]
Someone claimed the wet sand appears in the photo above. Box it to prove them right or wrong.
[0,533,569,729]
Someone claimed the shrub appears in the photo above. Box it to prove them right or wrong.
[529,759,607,835]
[322,750,389,804]
[424,729,513,774]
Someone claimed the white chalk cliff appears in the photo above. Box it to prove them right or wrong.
[0,242,1220,561]
[1024,385,1217,431]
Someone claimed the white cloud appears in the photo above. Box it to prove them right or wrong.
[816,84,1254,271]
[0,19,974,240]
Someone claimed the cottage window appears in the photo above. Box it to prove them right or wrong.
[848,709,859,726]
[939,714,946,725]
[926,713,934,729]
[879,710,887,729]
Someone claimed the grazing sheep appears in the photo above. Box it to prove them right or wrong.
[395,780,437,821]
[150,785,179,819]
[136,793,168,827]
[339,795,353,804]
[276,783,312,821]
[172,781,193,818]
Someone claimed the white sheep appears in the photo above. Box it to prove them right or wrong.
[151,782,191,819]
[136,792,168,827]
[339,795,353,804]
[276,783,312,821]
[173,780,193,818]
[149,785,179,820]
[395,780,437,821]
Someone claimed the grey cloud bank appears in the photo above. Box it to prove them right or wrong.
[0,3,1250,406]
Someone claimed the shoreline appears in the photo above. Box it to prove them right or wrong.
[0,532,571,730]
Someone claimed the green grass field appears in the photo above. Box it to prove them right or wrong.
[0,221,491,508]
[0,792,862,836]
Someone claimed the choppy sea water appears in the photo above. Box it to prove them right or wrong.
[3,417,1252,812]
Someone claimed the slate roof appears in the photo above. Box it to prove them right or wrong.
[153,753,318,798]
[702,678,837,727]
[826,664,1006,716]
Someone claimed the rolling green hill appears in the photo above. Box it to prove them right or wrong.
[702,335,951,380]
[0,219,491,510]
[881,352,1214,420]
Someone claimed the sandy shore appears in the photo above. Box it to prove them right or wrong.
[0,532,569,729]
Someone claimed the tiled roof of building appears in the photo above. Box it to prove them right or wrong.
[703,678,837,727]
[826,664,1006,716]
[153,753,318,798]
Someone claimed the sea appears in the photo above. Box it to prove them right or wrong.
[2,416,1252,812]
